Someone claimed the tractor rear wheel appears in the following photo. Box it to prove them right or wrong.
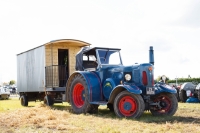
[150,93,178,116]
[69,74,97,114]
[20,95,28,106]
[113,91,145,118]
[179,89,187,102]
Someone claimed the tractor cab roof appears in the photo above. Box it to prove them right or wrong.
[75,47,121,71]
[82,47,121,55]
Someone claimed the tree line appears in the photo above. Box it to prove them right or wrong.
[155,75,200,85]
[168,78,200,84]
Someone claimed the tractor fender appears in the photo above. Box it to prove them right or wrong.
[154,83,177,94]
[108,84,142,104]
[179,82,195,92]
[66,71,103,103]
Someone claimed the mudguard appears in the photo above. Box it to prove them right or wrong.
[110,84,142,97]
[76,71,103,102]
[118,85,142,94]
[180,82,195,92]
[108,84,142,103]
[154,82,177,94]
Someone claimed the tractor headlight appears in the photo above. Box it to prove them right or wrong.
[125,74,131,81]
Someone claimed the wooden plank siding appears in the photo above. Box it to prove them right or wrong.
[45,42,82,77]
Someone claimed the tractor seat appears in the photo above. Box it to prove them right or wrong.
[82,61,97,71]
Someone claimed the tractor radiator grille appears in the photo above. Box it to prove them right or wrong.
[134,69,140,83]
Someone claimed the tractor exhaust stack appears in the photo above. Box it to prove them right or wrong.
[149,46,154,65]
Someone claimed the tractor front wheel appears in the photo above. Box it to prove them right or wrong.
[69,74,97,114]
[150,93,178,116]
[113,91,145,118]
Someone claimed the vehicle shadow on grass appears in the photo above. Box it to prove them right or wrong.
[45,104,200,124]
[52,103,72,111]
[139,112,200,124]
[24,102,72,109]
[95,108,200,124]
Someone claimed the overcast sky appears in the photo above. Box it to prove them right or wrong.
[0,0,200,83]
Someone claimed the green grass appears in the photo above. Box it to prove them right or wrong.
[0,97,71,112]
[1,98,200,133]
[0,97,41,112]
[0,97,22,112]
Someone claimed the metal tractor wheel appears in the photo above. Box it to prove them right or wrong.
[20,95,28,106]
[150,93,178,116]
[179,89,187,102]
[113,91,145,118]
[69,74,98,114]
[44,95,54,106]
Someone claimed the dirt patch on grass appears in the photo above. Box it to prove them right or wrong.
[0,104,78,132]
[1,103,200,133]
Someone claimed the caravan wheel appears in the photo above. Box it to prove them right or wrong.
[44,95,54,106]
[20,95,28,106]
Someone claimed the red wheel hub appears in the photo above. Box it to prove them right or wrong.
[119,96,137,116]
[73,83,85,108]
[154,95,171,113]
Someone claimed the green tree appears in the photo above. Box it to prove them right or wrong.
[168,77,200,84]
[9,80,16,85]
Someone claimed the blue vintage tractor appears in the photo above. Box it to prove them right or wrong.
[65,46,178,118]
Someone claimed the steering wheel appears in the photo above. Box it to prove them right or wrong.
[93,60,98,67]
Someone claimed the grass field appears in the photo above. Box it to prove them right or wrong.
[0,97,200,133]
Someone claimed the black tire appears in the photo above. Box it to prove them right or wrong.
[113,91,145,118]
[175,88,180,102]
[20,95,28,106]
[150,93,178,116]
[198,90,200,100]
[179,89,187,102]
[69,74,96,114]
[44,95,54,106]
[107,103,114,112]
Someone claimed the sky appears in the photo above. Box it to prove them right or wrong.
[0,0,200,84]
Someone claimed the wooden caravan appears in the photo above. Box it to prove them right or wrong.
[44,39,90,88]
[17,39,90,106]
